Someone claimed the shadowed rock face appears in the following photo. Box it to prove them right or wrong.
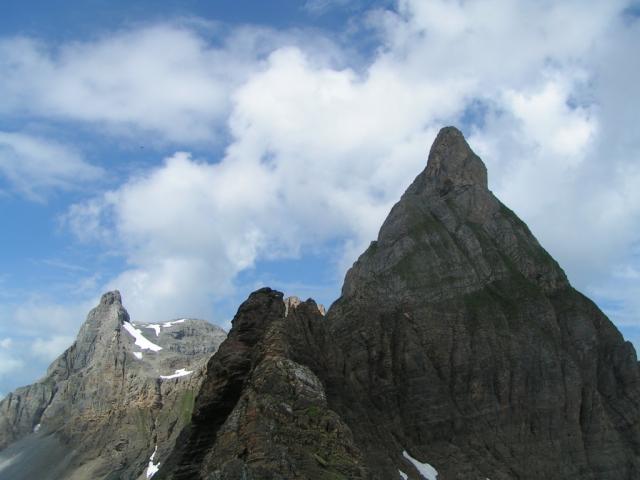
[324,126,640,479]
[156,288,364,480]
[0,292,226,480]
[159,127,640,480]
[2,126,640,480]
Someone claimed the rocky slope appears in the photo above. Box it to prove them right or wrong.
[0,291,226,480]
[2,126,639,480]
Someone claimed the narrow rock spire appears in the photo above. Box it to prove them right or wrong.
[100,290,122,306]
[425,126,488,189]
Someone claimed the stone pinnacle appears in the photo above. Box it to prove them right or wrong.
[425,126,488,190]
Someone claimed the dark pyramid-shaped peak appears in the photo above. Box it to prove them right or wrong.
[340,126,568,301]
[425,126,488,189]
[325,126,640,479]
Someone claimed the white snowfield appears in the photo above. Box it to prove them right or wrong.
[145,324,162,336]
[146,445,160,478]
[122,322,162,352]
[133,352,143,360]
[402,450,438,480]
[163,319,186,327]
[160,368,192,380]
[399,471,408,479]
[143,319,187,337]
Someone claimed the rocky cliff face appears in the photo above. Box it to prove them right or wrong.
[156,289,364,480]
[323,127,640,479]
[156,127,640,480]
[2,126,639,480]
[0,291,226,480]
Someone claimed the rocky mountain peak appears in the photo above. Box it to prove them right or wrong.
[340,126,568,302]
[99,289,122,306]
[424,126,488,190]
[0,291,227,479]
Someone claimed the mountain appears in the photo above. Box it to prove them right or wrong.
[0,291,226,480]
[1,126,639,479]
[321,127,640,479]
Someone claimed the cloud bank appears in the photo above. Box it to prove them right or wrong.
[0,1,638,388]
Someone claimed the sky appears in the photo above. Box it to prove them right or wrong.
[0,0,639,396]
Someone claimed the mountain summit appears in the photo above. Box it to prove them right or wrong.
[0,291,226,479]
[1,127,639,480]
[425,126,488,188]
[325,126,639,478]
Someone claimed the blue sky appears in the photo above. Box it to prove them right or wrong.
[0,0,639,396]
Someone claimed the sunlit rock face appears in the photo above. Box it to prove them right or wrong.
[0,291,226,480]
[2,127,640,480]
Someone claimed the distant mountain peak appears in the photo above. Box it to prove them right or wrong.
[99,290,122,306]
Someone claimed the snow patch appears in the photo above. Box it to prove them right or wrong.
[146,445,160,479]
[140,319,185,337]
[403,450,438,480]
[160,368,192,380]
[162,319,186,327]
[145,324,162,336]
[399,471,408,479]
[33,423,41,433]
[122,322,162,352]
[133,352,143,360]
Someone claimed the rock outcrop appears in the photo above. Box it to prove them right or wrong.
[0,291,226,480]
[157,288,364,480]
[2,126,639,480]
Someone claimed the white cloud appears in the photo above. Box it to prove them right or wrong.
[0,24,342,145]
[0,338,12,349]
[55,0,639,329]
[30,335,74,362]
[0,0,638,396]
[0,26,237,143]
[0,131,102,200]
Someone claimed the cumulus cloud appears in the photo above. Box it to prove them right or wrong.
[0,131,102,200]
[0,23,343,145]
[54,0,639,328]
[0,25,235,143]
